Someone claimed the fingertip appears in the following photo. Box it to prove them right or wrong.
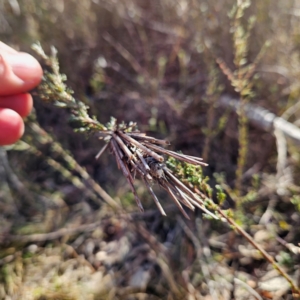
[16,52,43,88]
[0,52,43,96]
[0,108,24,146]
[0,93,33,117]
[21,93,33,117]
[19,93,33,117]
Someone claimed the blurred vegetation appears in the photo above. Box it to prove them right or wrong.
[1,0,300,299]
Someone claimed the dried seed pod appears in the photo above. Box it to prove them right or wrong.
[95,119,217,219]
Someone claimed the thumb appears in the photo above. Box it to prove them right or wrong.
[0,45,43,96]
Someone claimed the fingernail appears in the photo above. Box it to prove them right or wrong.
[3,52,41,81]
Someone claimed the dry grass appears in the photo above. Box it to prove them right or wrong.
[1,0,300,299]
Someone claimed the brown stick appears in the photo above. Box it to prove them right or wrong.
[95,142,109,160]
[127,133,170,146]
[143,177,166,216]
[143,143,208,166]
[216,208,300,295]
[2,221,102,243]
[162,182,190,219]
[111,140,144,212]
[169,182,195,210]
[112,133,134,160]
[117,131,164,162]
[164,168,200,201]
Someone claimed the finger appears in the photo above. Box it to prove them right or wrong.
[0,52,43,96]
[0,93,33,117]
[0,108,24,146]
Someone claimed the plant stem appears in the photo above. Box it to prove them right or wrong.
[217,208,300,295]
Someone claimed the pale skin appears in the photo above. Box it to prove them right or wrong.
[0,41,43,146]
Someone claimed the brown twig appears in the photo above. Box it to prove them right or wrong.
[216,208,300,296]
[2,221,102,244]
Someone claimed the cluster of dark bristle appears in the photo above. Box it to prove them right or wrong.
[96,118,216,219]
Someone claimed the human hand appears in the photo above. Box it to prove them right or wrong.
[0,41,43,146]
